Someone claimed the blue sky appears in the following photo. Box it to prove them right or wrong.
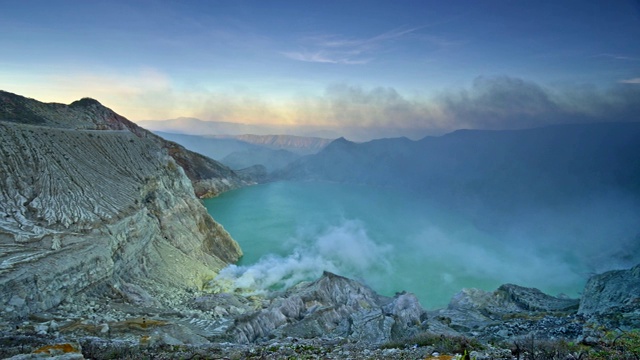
[1,0,639,138]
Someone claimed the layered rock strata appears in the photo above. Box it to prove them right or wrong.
[0,91,251,197]
[0,91,243,318]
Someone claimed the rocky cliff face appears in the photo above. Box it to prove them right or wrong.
[0,91,251,197]
[578,263,640,331]
[0,91,243,317]
[579,263,640,315]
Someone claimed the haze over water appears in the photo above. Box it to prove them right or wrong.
[205,181,592,309]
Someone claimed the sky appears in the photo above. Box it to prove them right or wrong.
[1,0,640,139]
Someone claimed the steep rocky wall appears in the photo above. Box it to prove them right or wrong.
[0,121,242,317]
[0,91,252,197]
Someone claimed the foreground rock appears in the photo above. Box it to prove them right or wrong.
[1,265,640,359]
[429,284,583,342]
[578,263,640,332]
[227,272,427,344]
[0,272,429,359]
[579,263,640,315]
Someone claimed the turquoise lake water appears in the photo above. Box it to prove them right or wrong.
[204,181,590,309]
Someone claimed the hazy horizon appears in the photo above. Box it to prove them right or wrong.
[141,116,640,142]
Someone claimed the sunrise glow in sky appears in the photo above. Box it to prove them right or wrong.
[1,0,639,138]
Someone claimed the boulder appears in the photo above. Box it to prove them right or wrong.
[579,263,640,315]
[578,263,640,329]
[229,272,427,344]
[430,284,580,340]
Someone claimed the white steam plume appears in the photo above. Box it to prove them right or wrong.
[210,220,392,294]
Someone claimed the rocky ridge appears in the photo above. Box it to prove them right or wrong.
[0,91,253,197]
[0,91,244,320]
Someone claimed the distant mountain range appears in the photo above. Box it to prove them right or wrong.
[275,122,640,231]
[215,134,333,155]
[154,131,333,172]
[137,117,342,139]
[136,117,440,142]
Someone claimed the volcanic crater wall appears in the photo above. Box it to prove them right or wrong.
[0,93,243,317]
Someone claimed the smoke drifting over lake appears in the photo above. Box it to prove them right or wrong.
[213,220,392,294]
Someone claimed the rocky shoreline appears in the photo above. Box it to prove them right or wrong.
[1,265,639,359]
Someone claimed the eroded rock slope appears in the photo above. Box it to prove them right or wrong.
[0,91,252,197]
[0,91,243,317]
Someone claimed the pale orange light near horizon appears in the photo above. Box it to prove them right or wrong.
[1,73,294,124]
[1,67,447,128]
[4,67,638,139]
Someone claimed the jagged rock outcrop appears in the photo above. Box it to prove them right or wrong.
[429,284,581,340]
[578,264,640,330]
[3,264,640,359]
[579,264,640,315]
[0,91,243,317]
[228,272,427,344]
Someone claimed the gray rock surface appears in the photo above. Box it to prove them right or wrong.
[578,263,640,330]
[2,265,640,359]
[0,91,243,317]
[228,272,427,344]
[579,263,640,315]
[429,283,581,340]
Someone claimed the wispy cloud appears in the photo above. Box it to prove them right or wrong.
[594,53,640,61]
[286,77,640,138]
[119,76,640,138]
[282,26,422,65]
[619,77,640,84]
[281,50,371,65]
